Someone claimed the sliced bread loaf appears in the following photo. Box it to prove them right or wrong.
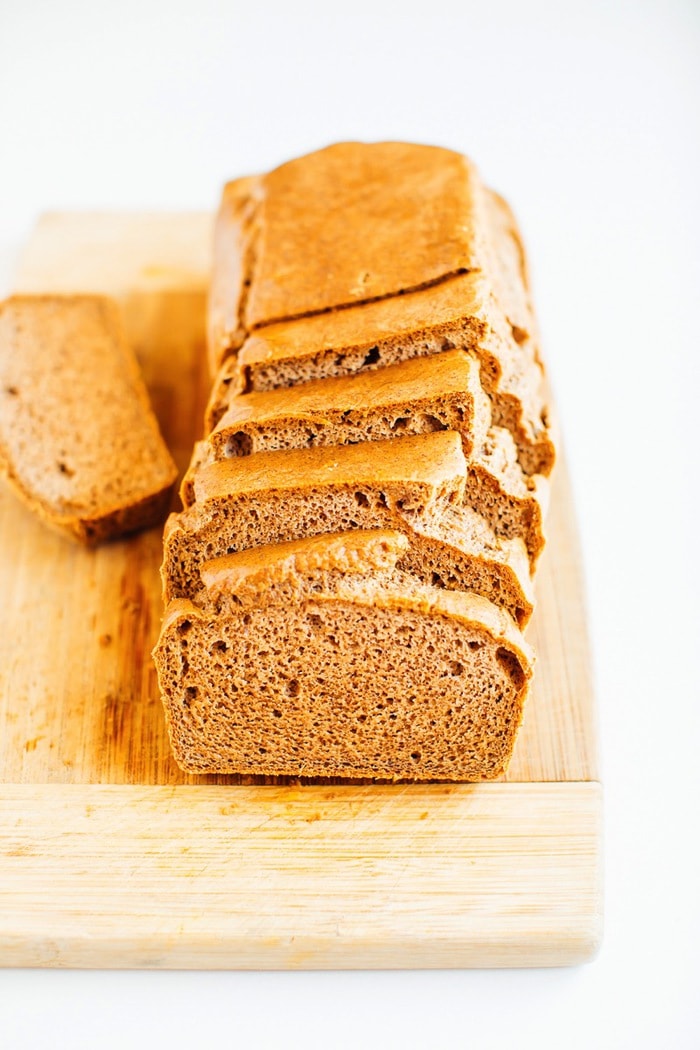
[153,530,533,781]
[0,294,177,543]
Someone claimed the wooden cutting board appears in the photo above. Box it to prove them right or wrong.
[0,213,602,968]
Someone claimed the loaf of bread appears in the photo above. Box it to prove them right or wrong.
[0,294,177,543]
[155,141,556,781]
[153,530,533,780]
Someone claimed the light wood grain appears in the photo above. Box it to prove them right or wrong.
[0,212,602,967]
[0,782,602,969]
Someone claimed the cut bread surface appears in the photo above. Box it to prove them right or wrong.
[0,294,177,543]
[154,535,533,781]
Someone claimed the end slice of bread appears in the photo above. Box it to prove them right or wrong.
[0,294,177,544]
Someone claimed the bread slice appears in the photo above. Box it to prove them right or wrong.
[0,295,177,544]
[192,349,548,566]
[153,530,534,781]
[210,348,490,461]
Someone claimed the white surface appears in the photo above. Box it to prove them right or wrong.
[1,0,699,1047]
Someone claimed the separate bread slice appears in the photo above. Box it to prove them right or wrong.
[210,348,490,461]
[0,295,177,544]
[153,531,534,781]
[193,349,548,566]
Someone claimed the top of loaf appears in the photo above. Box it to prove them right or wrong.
[0,294,177,527]
[246,141,481,327]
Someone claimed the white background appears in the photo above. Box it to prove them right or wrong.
[1,1,699,1047]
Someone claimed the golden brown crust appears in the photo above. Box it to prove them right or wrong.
[247,141,481,328]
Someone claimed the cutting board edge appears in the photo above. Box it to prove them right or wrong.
[0,780,603,970]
